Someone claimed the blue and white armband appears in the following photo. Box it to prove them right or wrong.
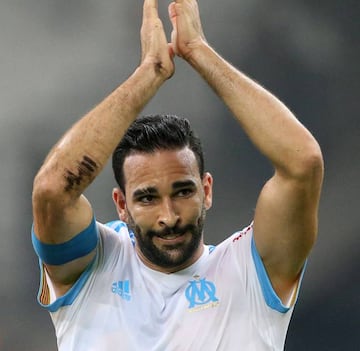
[31,216,99,265]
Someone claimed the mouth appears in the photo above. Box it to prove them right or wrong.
[158,232,182,239]
[155,232,187,244]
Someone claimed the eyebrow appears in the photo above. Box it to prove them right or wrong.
[132,187,157,199]
[172,180,197,190]
[132,180,197,199]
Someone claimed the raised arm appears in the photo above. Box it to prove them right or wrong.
[169,0,324,302]
[32,0,174,294]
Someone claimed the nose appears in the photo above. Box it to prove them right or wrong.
[158,198,180,228]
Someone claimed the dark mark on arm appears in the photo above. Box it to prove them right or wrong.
[64,155,98,192]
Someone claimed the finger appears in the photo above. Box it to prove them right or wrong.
[168,2,177,27]
[167,43,175,60]
[143,0,159,20]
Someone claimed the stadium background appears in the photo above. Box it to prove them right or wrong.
[0,0,358,349]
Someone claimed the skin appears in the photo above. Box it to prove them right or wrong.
[32,0,323,303]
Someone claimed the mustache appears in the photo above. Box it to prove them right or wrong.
[147,223,197,239]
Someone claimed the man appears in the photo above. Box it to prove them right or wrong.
[31,0,324,350]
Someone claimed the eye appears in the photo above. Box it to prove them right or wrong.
[175,188,194,198]
[138,195,156,204]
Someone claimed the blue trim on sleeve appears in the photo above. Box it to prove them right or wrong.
[38,255,96,313]
[251,236,292,313]
[105,220,135,246]
[105,220,128,233]
[31,216,98,265]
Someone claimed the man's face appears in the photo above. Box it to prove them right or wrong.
[113,147,213,273]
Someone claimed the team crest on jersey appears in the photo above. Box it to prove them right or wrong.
[185,275,219,312]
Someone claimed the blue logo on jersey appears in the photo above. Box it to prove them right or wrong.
[185,276,219,309]
[112,280,131,301]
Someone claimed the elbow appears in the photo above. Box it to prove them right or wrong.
[32,170,55,209]
[32,166,69,209]
[284,141,324,185]
[300,144,324,182]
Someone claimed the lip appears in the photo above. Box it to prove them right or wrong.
[154,233,187,245]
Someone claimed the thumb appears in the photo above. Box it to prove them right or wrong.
[168,2,179,56]
[168,2,177,27]
[167,43,175,60]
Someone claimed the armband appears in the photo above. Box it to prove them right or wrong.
[31,216,99,265]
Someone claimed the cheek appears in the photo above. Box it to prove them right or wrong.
[181,200,203,221]
[129,206,156,229]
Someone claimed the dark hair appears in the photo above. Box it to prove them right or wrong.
[112,114,204,192]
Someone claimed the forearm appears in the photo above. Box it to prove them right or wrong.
[35,64,166,200]
[187,44,322,178]
[31,0,175,288]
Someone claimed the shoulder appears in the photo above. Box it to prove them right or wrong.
[212,222,254,254]
[103,220,129,233]
[98,220,134,242]
[95,220,135,261]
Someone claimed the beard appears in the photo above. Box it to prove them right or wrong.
[126,206,206,270]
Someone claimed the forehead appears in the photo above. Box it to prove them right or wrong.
[123,148,200,191]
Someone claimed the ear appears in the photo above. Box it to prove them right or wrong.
[202,172,213,210]
[112,188,128,222]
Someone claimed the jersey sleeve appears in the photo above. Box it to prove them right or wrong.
[229,222,306,313]
[34,220,131,312]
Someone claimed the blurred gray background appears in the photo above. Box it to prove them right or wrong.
[0,0,359,350]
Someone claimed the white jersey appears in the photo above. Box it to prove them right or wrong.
[36,221,303,351]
